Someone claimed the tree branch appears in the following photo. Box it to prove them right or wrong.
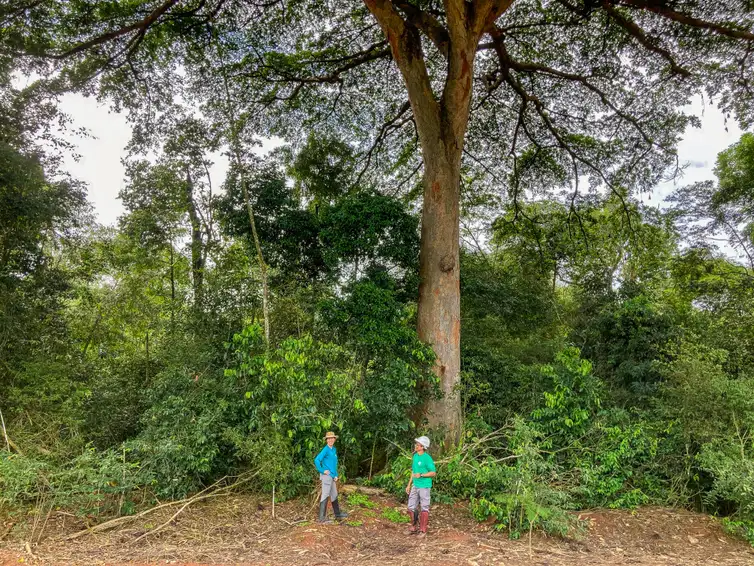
[363,0,441,152]
[394,1,450,57]
[252,44,392,104]
[486,26,666,153]
[354,101,413,187]
[599,2,691,77]
[619,0,754,42]
[50,0,180,59]
[495,41,638,234]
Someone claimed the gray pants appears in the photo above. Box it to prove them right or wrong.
[320,473,338,502]
[407,485,431,513]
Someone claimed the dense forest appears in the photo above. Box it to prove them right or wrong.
[2,0,754,544]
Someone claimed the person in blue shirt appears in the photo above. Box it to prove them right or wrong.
[314,431,348,523]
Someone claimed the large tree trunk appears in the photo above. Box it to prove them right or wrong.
[417,152,462,446]
[364,0,506,450]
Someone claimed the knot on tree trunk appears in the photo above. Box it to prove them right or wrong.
[439,253,455,273]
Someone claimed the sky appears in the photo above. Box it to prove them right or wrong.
[55,92,744,227]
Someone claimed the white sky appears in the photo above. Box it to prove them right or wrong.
[56,92,745,227]
[652,98,744,203]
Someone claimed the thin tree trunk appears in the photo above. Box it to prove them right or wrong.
[81,310,102,358]
[145,330,150,384]
[220,69,271,348]
[169,242,176,329]
[0,408,9,452]
[185,167,205,307]
[553,263,558,292]
[241,180,271,348]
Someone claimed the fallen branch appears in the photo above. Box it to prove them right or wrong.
[65,497,183,540]
[64,471,259,541]
[276,516,309,526]
[339,484,386,496]
[24,542,37,560]
[131,491,224,544]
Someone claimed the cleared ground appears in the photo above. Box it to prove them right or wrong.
[2,488,753,565]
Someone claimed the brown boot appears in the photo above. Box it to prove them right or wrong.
[417,510,429,538]
[407,510,418,534]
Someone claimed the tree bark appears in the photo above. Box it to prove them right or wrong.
[417,153,463,446]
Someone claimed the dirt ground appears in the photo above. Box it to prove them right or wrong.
[2,488,753,566]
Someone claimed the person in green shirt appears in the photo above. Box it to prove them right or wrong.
[405,435,436,538]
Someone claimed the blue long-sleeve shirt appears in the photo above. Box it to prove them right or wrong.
[314,445,338,478]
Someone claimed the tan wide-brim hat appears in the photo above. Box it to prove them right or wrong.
[324,431,339,440]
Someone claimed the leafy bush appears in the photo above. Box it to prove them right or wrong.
[0,453,46,507]
[381,506,410,523]
[0,448,144,515]
[468,418,575,538]
[347,492,377,508]
[128,321,435,499]
[721,518,754,546]
[570,415,659,508]
[698,444,754,520]
[373,347,666,537]
[532,347,602,441]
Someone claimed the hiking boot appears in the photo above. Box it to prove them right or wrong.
[317,500,332,524]
[331,498,349,520]
[417,510,429,538]
[407,510,418,534]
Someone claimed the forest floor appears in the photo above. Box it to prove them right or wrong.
[2,486,753,566]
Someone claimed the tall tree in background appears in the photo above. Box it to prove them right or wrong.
[0,45,89,414]
[122,114,219,309]
[5,0,754,445]
[668,133,754,272]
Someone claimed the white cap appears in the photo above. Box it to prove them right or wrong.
[414,436,430,449]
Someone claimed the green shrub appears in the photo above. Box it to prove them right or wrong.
[0,453,46,507]
[0,448,144,515]
[698,444,754,520]
[469,418,575,538]
[347,492,377,508]
[721,518,754,547]
[570,417,659,508]
[127,322,435,500]
[381,506,410,523]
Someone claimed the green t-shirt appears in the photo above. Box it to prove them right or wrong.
[412,451,436,489]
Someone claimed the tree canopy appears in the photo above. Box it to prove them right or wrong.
[4,0,753,445]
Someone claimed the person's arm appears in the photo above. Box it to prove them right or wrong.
[406,455,415,493]
[420,456,437,478]
[314,447,328,474]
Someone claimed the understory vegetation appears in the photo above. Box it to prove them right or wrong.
[3,0,754,545]
[3,126,754,542]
